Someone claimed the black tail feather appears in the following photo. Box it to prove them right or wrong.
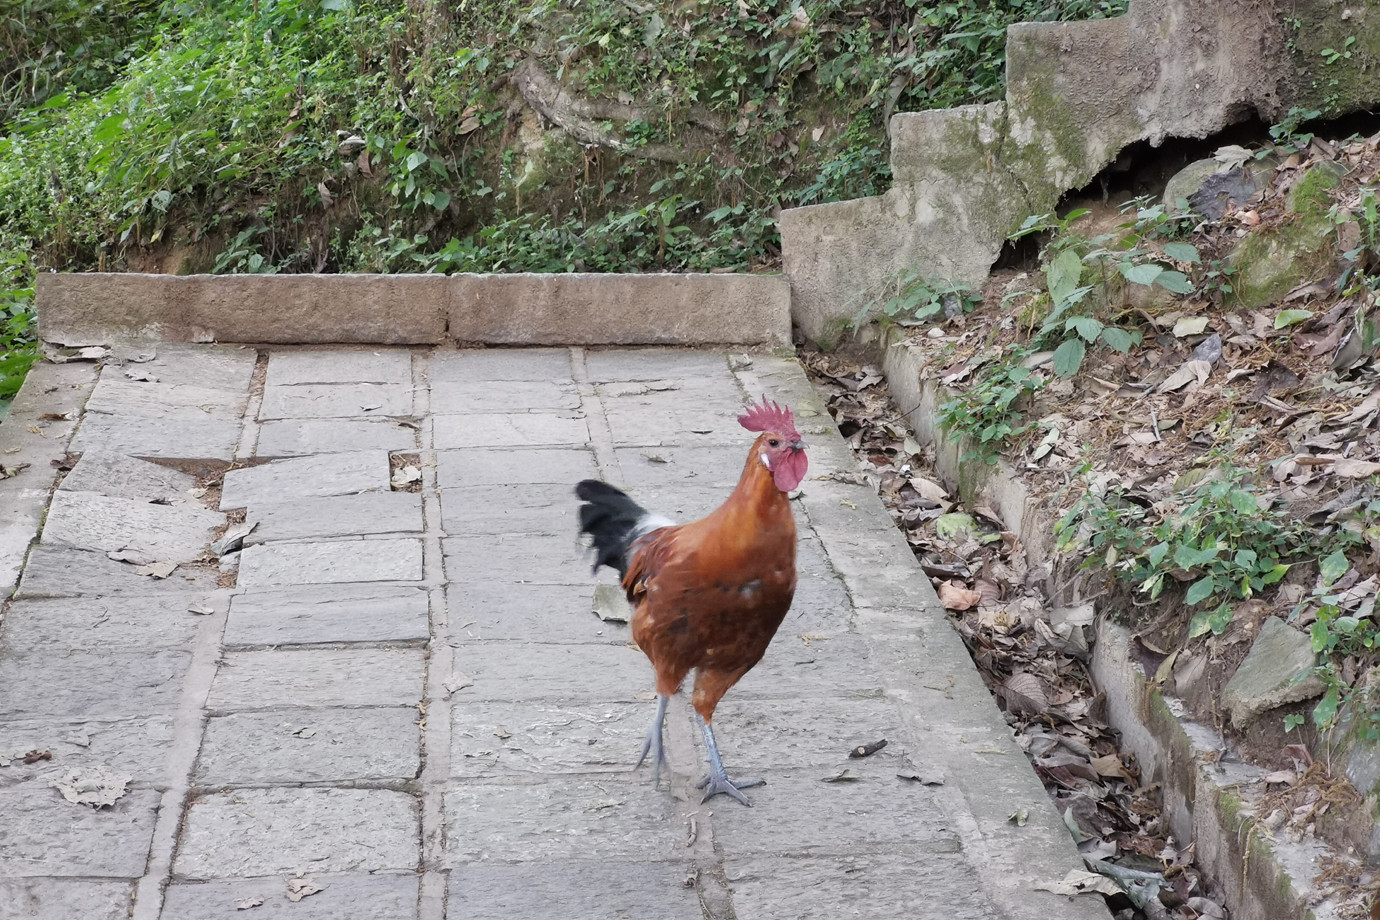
[575,480,652,578]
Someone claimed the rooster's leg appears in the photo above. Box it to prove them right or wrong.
[635,693,670,787]
[694,715,764,806]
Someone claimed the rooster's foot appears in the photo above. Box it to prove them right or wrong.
[695,715,760,806]
[695,772,764,806]
[635,693,670,787]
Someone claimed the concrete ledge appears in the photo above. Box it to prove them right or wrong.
[36,272,790,348]
[37,273,449,346]
[447,272,790,346]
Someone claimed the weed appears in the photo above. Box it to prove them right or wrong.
[936,345,1044,464]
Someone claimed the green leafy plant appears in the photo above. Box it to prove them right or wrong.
[851,266,979,328]
[936,346,1044,464]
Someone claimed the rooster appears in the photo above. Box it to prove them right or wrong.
[576,397,808,805]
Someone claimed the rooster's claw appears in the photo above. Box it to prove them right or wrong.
[696,772,764,806]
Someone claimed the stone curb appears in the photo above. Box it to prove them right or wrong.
[0,362,97,599]
[36,272,791,348]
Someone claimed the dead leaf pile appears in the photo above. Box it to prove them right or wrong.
[805,350,1225,920]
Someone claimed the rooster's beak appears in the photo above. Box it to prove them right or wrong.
[790,439,806,451]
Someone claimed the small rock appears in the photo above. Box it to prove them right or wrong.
[1222,617,1325,728]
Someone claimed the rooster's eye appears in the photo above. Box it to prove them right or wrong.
[768,438,780,448]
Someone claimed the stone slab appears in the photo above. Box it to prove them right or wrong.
[707,697,907,775]
[259,382,413,420]
[709,768,958,858]
[41,490,222,563]
[246,491,422,543]
[266,349,413,386]
[435,448,596,488]
[584,348,733,382]
[237,539,423,587]
[0,717,176,788]
[58,451,199,503]
[733,632,884,702]
[220,453,392,510]
[448,861,702,920]
[430,378,581,413]
[197,707,420,784]
[0,785,160,877]
[128,345,257,392]
[70,415,241,462]
[451,700,671,779]
[255,418,418,457]
[0,649,189,720]
[15,546,218,598]
[439,484,575,535]
[444,776,680,863]
[175,788,419,879]
[37,272,448,346]
[432,412,591,449]
[0,596,204,655]
[447,273,790,346]
[447,582,621,644]
[442,533,588,585]
[448,642,648,702]
[225,583,429,646]
[161,873,419,920]
[206,648,424,710]
[430,349,573,383]
[85,378,246,420]
[0,879,133,920]
[724,854,1001,920]
[614,444,747,489]
[1223,616,1326,728]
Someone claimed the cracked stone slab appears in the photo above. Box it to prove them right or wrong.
[220,452,392,509]
[84,378,246,420]
[448,582,623,644]
[16,546,218,598]
[207,648,424,710]
[0,784,160,877]
[246,491,423,543]
[431,378,581,413]
[707,697,907,774]
[41,490,222,563]
[238,539,423,587]
[0,717,175,787]
[583,348,730,382]
[259,382,413,420]
[161,873,420,920]
[439,484,575,534]
[449,861,702,920]
[0,879,134,920]
[197,707,420,784]
[255,418,417,457]
[0,649,190,720]
[724,854,1001,920]
[70,414,241,462]
[448,642,648,703]
[443,533,588,585]
[57,451,199,502]
[129,345,257,391]
[432,412,590,449]
[0,596,204,655]
[226,583,429,646]
[451,700,675,778]
[175,788,419,879]
[435,448,597,488]
[444,776,680,863]
[709,768,959,858]
[614,444,748,489]
[266,349,413,386]
[430,349,573,382]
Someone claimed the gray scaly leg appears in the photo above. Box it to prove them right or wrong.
[694,714,764,806]
[635,693,670,787]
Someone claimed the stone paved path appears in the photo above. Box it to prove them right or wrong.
[0,345,1107,920]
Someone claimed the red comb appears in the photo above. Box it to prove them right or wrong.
[738,397,800,439]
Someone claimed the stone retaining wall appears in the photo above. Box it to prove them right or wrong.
[36,271,791,348]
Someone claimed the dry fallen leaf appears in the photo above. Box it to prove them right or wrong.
[1157,359,1213,393]
[52,765,131,808]
[1034,868,1124,899]
[390,465,421,488]
[1331,458,1380,479]
[286,877,324,902]
[937,581,981,611]
[134,561,178,579]
[234,898,264,910]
